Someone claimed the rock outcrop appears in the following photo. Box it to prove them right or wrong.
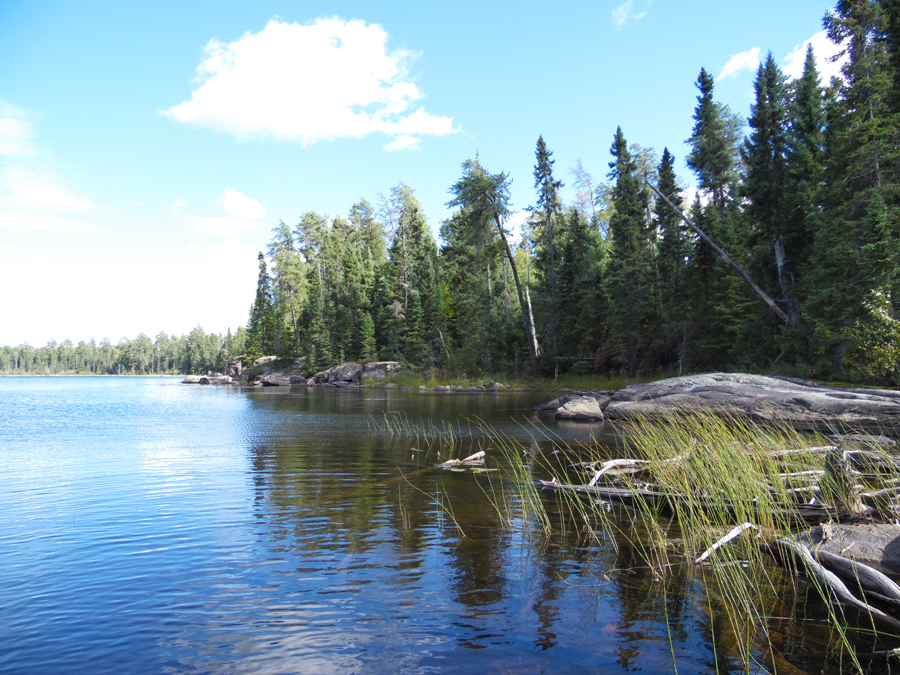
[362,362,402,381]
[606,373,900,430]
[182,373,237,385]
[797,522,900,567]
[555,395,605,421]
[536,373,900,430]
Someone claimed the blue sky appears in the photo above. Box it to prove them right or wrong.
[0,0,839,346]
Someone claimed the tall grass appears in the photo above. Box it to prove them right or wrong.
[481,410,900,671]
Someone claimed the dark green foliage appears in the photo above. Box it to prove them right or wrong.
[655,148,687,323]
[686,69,743,209]
[245,252,276,364]
[0,326,246,375]
[605,128,654,374]
[530,136,564,354]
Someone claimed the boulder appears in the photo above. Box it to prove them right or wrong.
[602,372,900,431]
[218,360,243,378]
[384,383,397,390]
[418,385,430,391]
[362,361,403,382]
[289,375,307,386]
[328,362,363,385]
[183,373,235,385]
[489,381,506,391]
[536,391,613,413]
[555,395,605,422]
[260,376,291,387]
[434,385,450,392]
[797,522,900,567]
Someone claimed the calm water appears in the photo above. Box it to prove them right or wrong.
[0,377,889,674]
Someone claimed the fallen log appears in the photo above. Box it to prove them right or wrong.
[537,480,840,524]
[812,548,900,603]
[769,538,900,631]
[588,459,650,486]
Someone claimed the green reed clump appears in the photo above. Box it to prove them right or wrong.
[479,411,900,671]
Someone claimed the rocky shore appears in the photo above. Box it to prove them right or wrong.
[535,373,900,431]
[182,358,515,392]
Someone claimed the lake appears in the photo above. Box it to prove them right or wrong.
[0,377,885,674]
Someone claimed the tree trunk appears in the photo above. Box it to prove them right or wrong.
[774,235,800,328]
[648,181,792,326]
[493,213,541,360]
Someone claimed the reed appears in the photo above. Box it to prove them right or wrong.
[479,410,900,672]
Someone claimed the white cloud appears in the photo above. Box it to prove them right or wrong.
[0,101,106,234]
[612,0,649,28]
[782,31,848,83]
[719,47,761,79]
[218,187,265,219]
[505,209,530,247]
[384,134,420,152]
[681,186,711,208]
[173,188,266,236]
[161,18,458,150]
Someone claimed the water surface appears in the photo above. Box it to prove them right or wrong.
[0,377,884,674]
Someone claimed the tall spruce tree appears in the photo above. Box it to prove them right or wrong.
[742,52,798,327]
[448,158,541,361]
[245,252,276,364]
[654,148,687,323]
[531,136,564,354]
[606,127,654,374]
[686,69,742,210]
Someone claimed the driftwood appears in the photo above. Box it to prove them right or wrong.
[812,548,900,603]
[770,538,900,631]
[588,459,650,486]
[769,445,838,459]
[695,522,757,564]
[537,479,839,524]
[439,451,485,468]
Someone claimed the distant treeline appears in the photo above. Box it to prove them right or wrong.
[0,327,246,375]
[243,4,900,386]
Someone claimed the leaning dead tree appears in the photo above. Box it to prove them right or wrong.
[647,181,793,327]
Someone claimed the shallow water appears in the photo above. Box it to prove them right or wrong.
[0,377,890,674]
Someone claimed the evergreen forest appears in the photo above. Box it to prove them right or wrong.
[243,4,900,386]
[5,3,900,384]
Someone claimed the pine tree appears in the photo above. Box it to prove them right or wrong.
[606,127,654,374]
[556,208,605,360]
[742,52,797,327]
[448,158,541,362]
[804,0,900,375]
[686,69,743,210]
[531,136,564,354]
[654,148,687,323]
[359,312,377,363]
[245,252,275,364]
